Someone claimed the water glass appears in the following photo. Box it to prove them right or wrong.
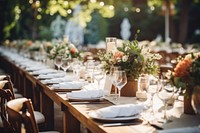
[157,79,174,123]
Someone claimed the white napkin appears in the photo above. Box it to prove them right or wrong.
[38,72,66,79]
[52,81,86,89]
[89,104,144,118]
[42,75,76,84]
[67,89,104,99]
[26,66,49,71]
[32,69,57,75]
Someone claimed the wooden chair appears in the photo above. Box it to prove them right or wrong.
[1,75,46,129]
[6,98,59,133]
[0,89,15,132]
[1,74,23,99]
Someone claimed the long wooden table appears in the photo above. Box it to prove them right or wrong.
[1,50,200,133]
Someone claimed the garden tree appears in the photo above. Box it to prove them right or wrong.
[0,0,17,40]
[1,0,200,43]
[85,11,108,44]
[148,0,200,44]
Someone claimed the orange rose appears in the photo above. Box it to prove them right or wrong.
[114,51,124,60]
[174,58,192,77]
[70,47,77,54]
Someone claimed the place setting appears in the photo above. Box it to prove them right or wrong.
[66,88,105,102]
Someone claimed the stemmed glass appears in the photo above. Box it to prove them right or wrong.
[145,75,158,113]
[93,65,105,89]
[114,70,127,98]
[156,79,174,123]
[109,66,121,98]
[85,60,96,83]
[71,58,82,79]
[61,58,72,73]
[54,56,63,71]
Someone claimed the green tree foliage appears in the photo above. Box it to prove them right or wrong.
[85,11,108,44]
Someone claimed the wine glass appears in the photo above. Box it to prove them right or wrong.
[71,58,82,79]
[114,70,127,98]
[109,66,121,98]
[54,56,63,71]
[93,65,105,89]
[156,79,174,123]
[85,60,96,83]
[61,58,72,73]
[145,75,158,113]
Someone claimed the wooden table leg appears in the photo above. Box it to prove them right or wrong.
[40,91,54,130]
[62,105,80,133]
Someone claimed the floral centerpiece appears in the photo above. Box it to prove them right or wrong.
[167,52,200,94]
[97,36,161,96]
[98,39,161,80]
[48,41,81,60]
[167,52,200,114]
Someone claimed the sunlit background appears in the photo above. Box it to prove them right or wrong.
[0,0,200,45]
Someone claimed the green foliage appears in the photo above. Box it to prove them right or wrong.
[85,11,108,44]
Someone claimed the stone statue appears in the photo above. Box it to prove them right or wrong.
[64,5,84,45]
[50,15,66,39]
[120,18,131,40]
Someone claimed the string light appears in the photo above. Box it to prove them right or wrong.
[35,0,40,7]
[29,0,33,4]
[124,7,129,12]
[136,8,140,13]
[109,5,114,10]
[64,1,68,6]
[150,6,155,11]
[67,9,72,14]
[100,2,104,6]
[38,8,42,12]
[90,0,96,3]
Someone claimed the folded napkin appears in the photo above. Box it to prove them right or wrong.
[38,72,66,79]
[42,75,75,84]
[26,66,49,71]
[67,89,104,99]
[158,127,200,133]
[52,81,86,89]
[89,104,144,118]
[0,80,8,89]
[43,77,73,84]
[32,69,57,75]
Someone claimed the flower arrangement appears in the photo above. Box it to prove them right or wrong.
[167,52,200,94]
[48,41,81,60]
[98,38,161,79]
[28,41,42,52]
